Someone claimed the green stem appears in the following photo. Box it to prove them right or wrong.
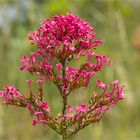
[61,60,68,139]
[62,60,67,115]
[62,136,67,140]
[62,95,67,115]
[62,61,66,78]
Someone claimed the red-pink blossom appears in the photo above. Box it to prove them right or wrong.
[36,78,44,84]
[32,119,37,126]
[67,106,74,113]
[34,111,43,117]
[26,80,32,85]
[30,52,37,62]
[0,91,4,97]
[41,101,50,112]
[76,104,88,113]
[118,91,125,99]
[0,86,19,100]
[97,80,108,89]
[104,107,110,112]
[95,107,102,113]
[20,56,34,72]
[56,63,62,70]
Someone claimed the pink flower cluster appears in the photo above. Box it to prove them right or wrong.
[0,85,51,126]
[0,13,125,139]
[63,80,124,124]
[28,101,50,126]
[0,86,23,103]
[28,13,102,61]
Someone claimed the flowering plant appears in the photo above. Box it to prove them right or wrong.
[0,13,125,140]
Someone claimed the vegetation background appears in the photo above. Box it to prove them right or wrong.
[0,0,140,140]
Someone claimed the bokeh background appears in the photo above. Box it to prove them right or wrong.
[0,0,140,140]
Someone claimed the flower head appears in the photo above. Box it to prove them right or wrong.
[76,104,88,113]
[97,80,108,89]
[32,119,37,126]
[28,13,102,61]
[41,101,50,112]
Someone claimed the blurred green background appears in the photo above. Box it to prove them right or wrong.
[0,0,140,140]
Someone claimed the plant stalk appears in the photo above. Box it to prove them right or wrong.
[61,60,68,139]
[62,95,67,115]
[62,60,67,115]
[62,136,67,140]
